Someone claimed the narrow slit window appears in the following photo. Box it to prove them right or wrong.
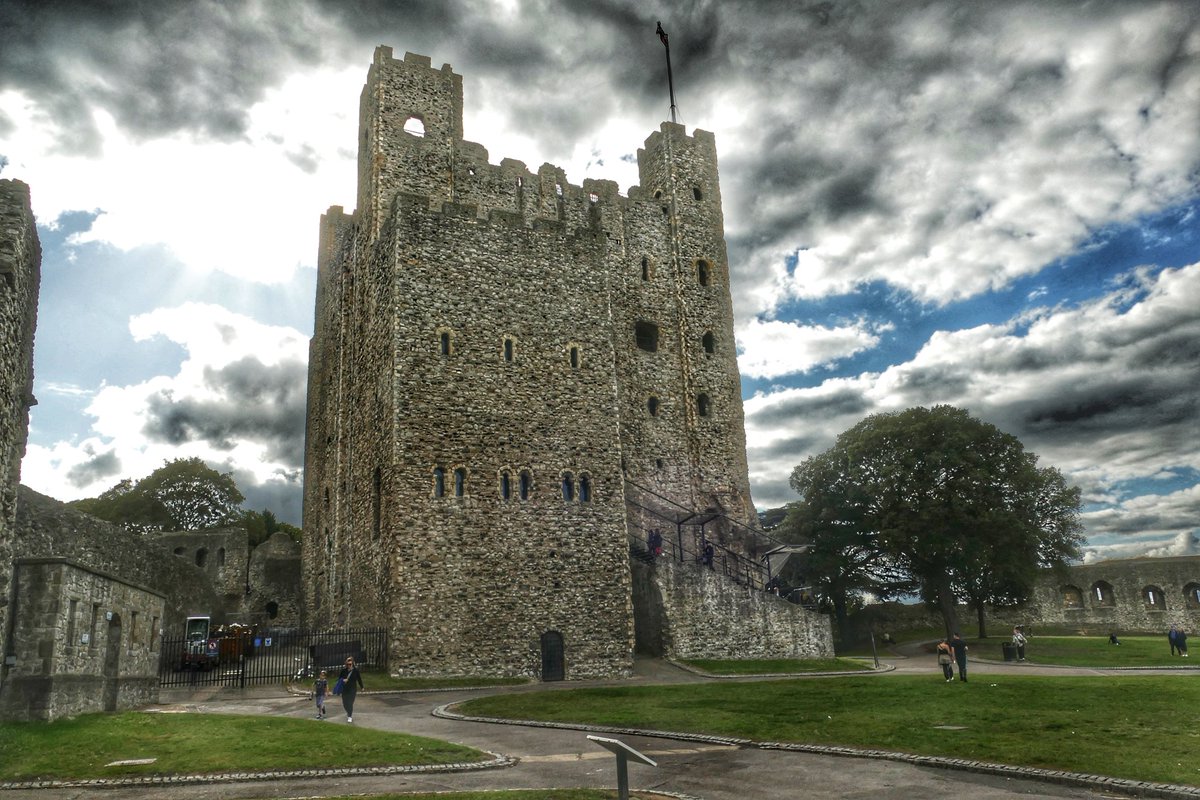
[697,260,711,286]
[693,186,703,201]
[702,331,715,354]
[648,396,659,416]
[433,467,446,498]
[440,331,451,356]
[641,256,650,281]
[579,474,591,502]
[697,393,710,417]
[519,470,532,500]
[454,467,466,497]
[500,471,512,501]
[570,346,580,369]
[562,473,575,501]
[504,337,514,362]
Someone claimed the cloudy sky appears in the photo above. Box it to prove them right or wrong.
[2,0,1198,562]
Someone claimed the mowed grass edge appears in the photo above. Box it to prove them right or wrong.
[0,712,485,782]
[456,675,1200,786]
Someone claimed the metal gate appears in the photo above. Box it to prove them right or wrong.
[540,630,564,681]
[158,627,387,688]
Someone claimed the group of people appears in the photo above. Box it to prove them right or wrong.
[935,633,970,681]
[312,656,365,722]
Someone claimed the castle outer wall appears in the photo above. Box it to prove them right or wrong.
[0,179,40,661]
[302,47,799,679]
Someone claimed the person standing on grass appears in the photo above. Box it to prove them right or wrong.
[1012,626,1028,661]
[1177,627,1189,657]
[313,670,329,719]
[936,638,954,681]
[1169,625,1179,656]
[338,656,364,722]
[949,633,969,682]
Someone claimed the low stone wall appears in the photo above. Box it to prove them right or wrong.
[0,558,164,721]
[632,555,833,660]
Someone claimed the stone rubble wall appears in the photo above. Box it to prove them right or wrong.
[632,555,834,660]
[0,179,40,661]
[0,558,165,722]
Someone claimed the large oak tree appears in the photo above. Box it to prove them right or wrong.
[789,405,1083,637]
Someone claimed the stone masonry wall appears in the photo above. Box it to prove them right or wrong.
[0,179,40,663]
[303,47,831,677]
[0,558,164,722]
[632,555,834,660]
[1023,555,1200,634]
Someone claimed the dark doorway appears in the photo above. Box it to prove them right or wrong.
[103,614,122,712]
[540,631,564,681]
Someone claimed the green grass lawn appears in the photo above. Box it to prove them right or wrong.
[983,635,1184,667]
[289,793,644,800]
[0,712,485,782]
[455,675,1200,786]
[680,657,871,674]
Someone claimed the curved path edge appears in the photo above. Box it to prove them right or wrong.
[0,752,514,792]
[434,703,1200,800]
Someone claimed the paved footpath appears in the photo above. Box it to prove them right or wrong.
[6,654,1198,800]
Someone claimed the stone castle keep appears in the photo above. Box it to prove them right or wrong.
[303,47,832,678]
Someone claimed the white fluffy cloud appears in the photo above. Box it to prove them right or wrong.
[736,318,886,379]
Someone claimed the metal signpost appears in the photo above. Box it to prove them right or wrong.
[587,734,657,800]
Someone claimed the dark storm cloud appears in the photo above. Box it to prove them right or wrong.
[141,356,307,465]
[65,449,122,489]
[750,387,869,429]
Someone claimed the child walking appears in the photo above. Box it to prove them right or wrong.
[314,670,329,719]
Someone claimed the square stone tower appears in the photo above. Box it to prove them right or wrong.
[303,48,769,679]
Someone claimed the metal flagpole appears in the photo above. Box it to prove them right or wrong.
[656,21,677,123]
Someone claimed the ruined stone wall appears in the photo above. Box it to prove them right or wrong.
[631,556,834,660]
[0,558,164,722]
[1023,556,1200,634]
[245,531,302,628]
[159,528,250,611]
[303,47,830,677]
[0,179,40,662]
[13,487,220,634]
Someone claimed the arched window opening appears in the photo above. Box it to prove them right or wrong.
[693,186,703,201]
[655,458,664,469]
[454,467,466,497]
[519,470,532,501]
[265,601,279,620]
[439,331,451,356]
[1143,586,1166,609]
[635,320,659,352]
[697,259,711,286]
[653,190,663,199]
[1061,585,1084,609]
[195,548,208,568]
[697,393,710,417]
[570,346,580,369]
[648,396,659,416]
[1091,581,1115,607]
[500,471,512,501]
[402,116,425,137]
[555,183,564,197]
[173,547,185,557]
[517,175,524,188]
[641,256,650,281]
[1184,583,1200,609]
[504,337,514,362]
[702,331,715,354]
[561,473,575,501]
[433,467,446,498]
[579,474,591,503]
[588,192,599,203]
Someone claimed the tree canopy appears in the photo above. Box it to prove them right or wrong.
[788,405,1083,637]
[70,457,245,533]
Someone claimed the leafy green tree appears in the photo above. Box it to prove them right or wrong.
[242,508,302,548]
[789,405,1083,637]
[70,457,245,532]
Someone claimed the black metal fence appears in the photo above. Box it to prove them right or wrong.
[158,627,388,689]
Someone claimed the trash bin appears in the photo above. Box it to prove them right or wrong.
[1001,642,1016,662]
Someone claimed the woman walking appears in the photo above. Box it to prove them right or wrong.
[337,656,365,722]
[936,638,954,681]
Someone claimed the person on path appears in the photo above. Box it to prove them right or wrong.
[1177,627,1189,657]
[935,638,954,681]
[337,656,365,722]
[313,670,329,719]
[1169,625,1179,656]
[949,633,969,682]
[1012,626,1027,661]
